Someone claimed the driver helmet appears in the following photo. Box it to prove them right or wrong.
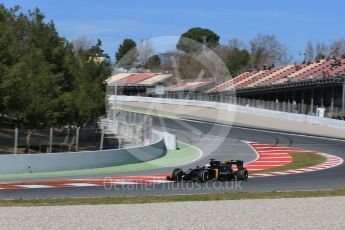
[223,160,229,164]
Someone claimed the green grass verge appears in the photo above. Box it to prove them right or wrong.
[1,189,345,207]
[255,152,327,173]
[0,142,200,180]
[115,107,182,120]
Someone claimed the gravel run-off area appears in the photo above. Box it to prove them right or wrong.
[1,196,345,229]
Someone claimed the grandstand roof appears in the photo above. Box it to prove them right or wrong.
[167,81,214,92]
[208,55,345,94]
[106,57,345,92]
[105,73,134,84]
[118,72,155,85]
[139,74,173,86]
[105,72,172,86]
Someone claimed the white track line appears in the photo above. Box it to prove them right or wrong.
[20,185,53,189]
[64,183,99,187]
[112,181,141,185]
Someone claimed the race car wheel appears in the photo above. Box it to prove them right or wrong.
[198,169,209,182]
[171,168,183,181]
[237,169,248,181]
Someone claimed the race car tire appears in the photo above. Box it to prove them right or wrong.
[198,169,209,182]
[237,169,249,181]
[171,168,184,181]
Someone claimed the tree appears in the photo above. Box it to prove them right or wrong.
[72,36,93,52]
[330,39,345,57]
[226,48,250,76]
[2,50,60,128]
[176,27,220,53]
[249,34,290,68]
[228,38,246,50]
[115,38,138,69]
[137,40,154,65]
[213,45,230,63]
[0,6,66,128]
[176,54,209,80]
[72,40,112,126]
[315,42,329,59]
[0,5,112,128]
[144,54,161,69]
[90,39,105,57]
[305,41,314,62]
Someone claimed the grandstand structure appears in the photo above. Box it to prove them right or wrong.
[106,56,345,118]
[166,80,215,94]
[206,56,345,116]
[105,72,173,96]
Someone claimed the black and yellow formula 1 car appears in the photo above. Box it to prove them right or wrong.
[167,159,248,182]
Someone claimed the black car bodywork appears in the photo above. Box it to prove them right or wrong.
[168,159,249,182]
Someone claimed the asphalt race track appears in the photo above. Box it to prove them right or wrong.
[1,116,345,199]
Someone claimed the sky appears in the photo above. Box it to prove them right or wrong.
[2,0,345,61]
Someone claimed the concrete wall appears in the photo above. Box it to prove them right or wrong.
[0,132,166,174]
[154,131,177,150]
[111,95,345,130]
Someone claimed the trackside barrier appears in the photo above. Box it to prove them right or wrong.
[110,95,345,130]
[154,130,177,150]
[0,131,166,174]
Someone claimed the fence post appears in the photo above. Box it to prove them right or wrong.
[301,101,305,114]
[14,127,18,154]
[330,95,334,115]
[100,126,105,150]
[49,127,53,153]
[287,101,290,112]
[311,88,314,115]
[75,127,80,152]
